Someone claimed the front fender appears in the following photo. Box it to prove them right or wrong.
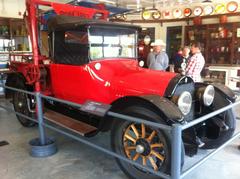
[141,95,184,123]
[101,95,183,132]
[211,83,236,102]
[111,95,183,123]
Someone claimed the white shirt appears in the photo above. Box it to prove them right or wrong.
[186,52,205,82]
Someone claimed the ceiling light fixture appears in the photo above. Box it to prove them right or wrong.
[136,0,140,9]
[202,0,212,3]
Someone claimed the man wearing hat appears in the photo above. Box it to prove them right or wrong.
[147,39,169,71]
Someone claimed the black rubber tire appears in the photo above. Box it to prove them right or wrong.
[200,91,236,149]
[111,106,184,179]
[12,85,36,127]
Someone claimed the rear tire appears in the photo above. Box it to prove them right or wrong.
[111,106,184,179]
[12,85,36,127]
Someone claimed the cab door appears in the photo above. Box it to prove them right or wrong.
[49,30,91,104]
[50,63,88,104]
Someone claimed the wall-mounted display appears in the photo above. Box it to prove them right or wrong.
[135,2,239,21]
[227,1,238,12]
[193,6,203,16]
[204,5,214,15]
[142,10,151,20]
[215,3,225,14]
[163,10,171,19]
[152,11,161,19]
[184,8,192,17]
[173,9,182,18]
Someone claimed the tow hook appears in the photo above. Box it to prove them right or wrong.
[213,118,229,132]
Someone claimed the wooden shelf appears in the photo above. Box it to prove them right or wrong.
[0,35,10,39]
[12,35,28,38]
[0,17,30,54]
[185,22,240,65]
[209,38,232,41]
[203,78,225,84]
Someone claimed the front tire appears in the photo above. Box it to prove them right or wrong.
[198,91,236,149]
[111,106,184,179]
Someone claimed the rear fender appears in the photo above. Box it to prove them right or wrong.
[5,73,28,99]
[100,95,183,132]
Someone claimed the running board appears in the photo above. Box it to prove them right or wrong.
[44,110,97,136]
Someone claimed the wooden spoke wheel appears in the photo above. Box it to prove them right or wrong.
[110,106,184,179]
[123,123,165,171]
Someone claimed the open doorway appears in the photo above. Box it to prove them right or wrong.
[166,26,182,64]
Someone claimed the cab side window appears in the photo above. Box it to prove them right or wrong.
[53,30,89,65]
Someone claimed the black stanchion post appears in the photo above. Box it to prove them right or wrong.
[29,92,57,157]
[36,92,46,145]
[171,124,182,179]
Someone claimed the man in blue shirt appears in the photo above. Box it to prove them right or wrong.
[147,39,169,71]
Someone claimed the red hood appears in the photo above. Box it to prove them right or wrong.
[88,59,177,97]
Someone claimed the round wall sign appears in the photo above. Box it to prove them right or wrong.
[163,10,171,19]
[173,9,182,18]
[227,1,238,12]
[193,6,203,16]
[152,11,161,20]
[142,10,151,20]
[184,8,192,17]
[204,5,214,15]
[215,4,225,13]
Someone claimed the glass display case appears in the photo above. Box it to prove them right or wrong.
[204,70,226,84]
[207,23,233,65]
[203,66,240,91]
[185,22,240,65]
[0,18,31,70]
[233,23,240,65]
[185,24,207,59]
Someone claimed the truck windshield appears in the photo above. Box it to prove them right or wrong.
[88,26,137,60]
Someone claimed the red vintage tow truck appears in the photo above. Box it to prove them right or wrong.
[5,0,237,178]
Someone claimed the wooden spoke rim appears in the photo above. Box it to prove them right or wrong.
[123,123,165,171]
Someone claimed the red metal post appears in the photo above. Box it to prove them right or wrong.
[26,0,41,92]
[24,0,109,91]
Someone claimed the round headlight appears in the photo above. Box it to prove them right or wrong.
[203,85,215,106]
[178,91,192,115]
[139,60,144,67]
